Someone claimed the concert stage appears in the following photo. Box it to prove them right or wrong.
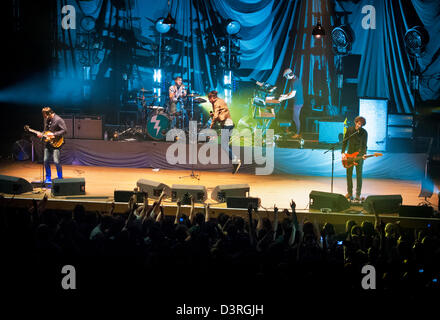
[1,159,437,217]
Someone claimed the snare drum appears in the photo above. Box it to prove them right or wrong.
[146,112,170,140]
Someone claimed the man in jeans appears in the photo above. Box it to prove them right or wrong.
[342,116,368,200]
[38,107,67,184]
[208,90,241,174]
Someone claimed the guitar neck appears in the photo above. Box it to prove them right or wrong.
[27,128,41,135]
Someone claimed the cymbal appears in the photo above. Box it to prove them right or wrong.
[139,88,153,93]
[194,98,207,103]
[187,93,200,97]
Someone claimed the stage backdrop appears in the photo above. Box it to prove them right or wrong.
[52,0,440,114]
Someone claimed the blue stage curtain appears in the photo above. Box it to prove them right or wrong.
[56,0,440,111]
[334,0,440,112]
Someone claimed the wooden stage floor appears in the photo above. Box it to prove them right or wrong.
[1,160,438,212]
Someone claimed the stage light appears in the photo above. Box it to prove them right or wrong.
[405,26,429,56]
[163,56,173,67]
[312,19,325,38]
[226,20,241,35]
[219,45,227,53]
[155,18,171,34]
[79,55,88,65]
[93,55,101,65]
[164,44,172,52]
[332,25,353,54]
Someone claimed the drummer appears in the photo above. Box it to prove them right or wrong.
[168,76,187,115]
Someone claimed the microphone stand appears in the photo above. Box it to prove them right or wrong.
[323,130,359,193]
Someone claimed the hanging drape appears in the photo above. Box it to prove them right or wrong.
[54,0,440,112]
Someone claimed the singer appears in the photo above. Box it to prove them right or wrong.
[342,116,368,200]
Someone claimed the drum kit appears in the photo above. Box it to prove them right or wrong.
[134,87,209,141]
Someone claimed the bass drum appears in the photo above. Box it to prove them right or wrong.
[146,112,170,140]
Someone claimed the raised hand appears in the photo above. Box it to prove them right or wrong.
[159,189,166,201]
[290,199,296,211]
[109,201,116,216]
[38,193,48,214]
[204,203,210,222]
[128,194,136,211]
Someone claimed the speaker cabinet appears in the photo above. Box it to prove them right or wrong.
[171,184,207,203]
[52,178,85,196]
[226,197,260,209]
[211,184,250,202]
[0,175,33,194]
[398,205,433,218]
[309,190,350,212]
[114,190,144,203]
[363,195,402,214]
[136,179,171,199]
[74,115,102,139]
[59,114,74,139]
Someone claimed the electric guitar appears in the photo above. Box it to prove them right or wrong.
[24,125,65,148]
[342,152,383,169]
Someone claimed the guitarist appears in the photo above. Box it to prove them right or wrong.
[39,107,67,183]
[342,116,368,201]
[208,90,241,174]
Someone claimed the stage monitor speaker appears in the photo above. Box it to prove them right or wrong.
[226,197,260,209]
[171,184,207,203]
[74,115,102,139]
[309,190,350,212]
[59,114,74,138]
[0,175,33,194]
[52,178,85,196]
[114,190,144,203]
[363,195,402,214]
[136,179,171,199]
[398,205,433,218]
[211,184,250,202]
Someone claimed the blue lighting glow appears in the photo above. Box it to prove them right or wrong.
[154,69,162,83]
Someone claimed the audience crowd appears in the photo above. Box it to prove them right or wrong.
[1,192,439,304]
